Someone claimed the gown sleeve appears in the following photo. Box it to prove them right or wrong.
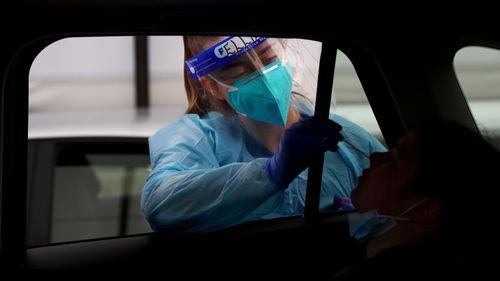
[141,114,282,232]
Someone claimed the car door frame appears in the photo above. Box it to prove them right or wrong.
[2,1,499,275]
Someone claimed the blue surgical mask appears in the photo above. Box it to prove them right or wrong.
[226,60,292,126]
[347,199,428,242]
[347,210,398,242]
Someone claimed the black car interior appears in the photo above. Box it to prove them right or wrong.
[1,1,499,278]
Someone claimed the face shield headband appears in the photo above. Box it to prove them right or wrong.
[185,36,268,81]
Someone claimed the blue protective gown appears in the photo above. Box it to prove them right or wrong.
[141,111,386,232]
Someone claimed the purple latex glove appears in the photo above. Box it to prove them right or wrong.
[265,117,343,188]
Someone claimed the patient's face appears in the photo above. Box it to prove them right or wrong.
[352,129,422,216]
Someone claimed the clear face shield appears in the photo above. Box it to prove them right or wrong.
[206,38,287,90]
[185,37,303,126]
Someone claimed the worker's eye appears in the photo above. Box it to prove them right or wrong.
[262,54,279,66]
[215,63,248,80]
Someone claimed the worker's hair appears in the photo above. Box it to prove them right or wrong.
[183,36,233,116]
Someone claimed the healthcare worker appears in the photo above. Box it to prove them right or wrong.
[141,36,386,232]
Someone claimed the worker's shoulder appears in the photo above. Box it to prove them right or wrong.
[152,111,236,138]
[331,114,382,145]
[331,114,368,134]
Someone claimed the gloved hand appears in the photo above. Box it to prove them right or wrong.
[264,117,343,189]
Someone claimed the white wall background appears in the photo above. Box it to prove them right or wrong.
[30,37,500,136]
[29,36,326,111]
[30,36,327,80]
[26,36,384,136]
[30,37,135,79]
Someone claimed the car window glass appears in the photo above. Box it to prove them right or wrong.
[28,36,385,244]
[52,152,150,243]
[319,50,386,211]
[333,50,383,141]
[28,36,188,245]
[454,46,500,149]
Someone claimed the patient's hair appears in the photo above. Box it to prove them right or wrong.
[412,120,500,258]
